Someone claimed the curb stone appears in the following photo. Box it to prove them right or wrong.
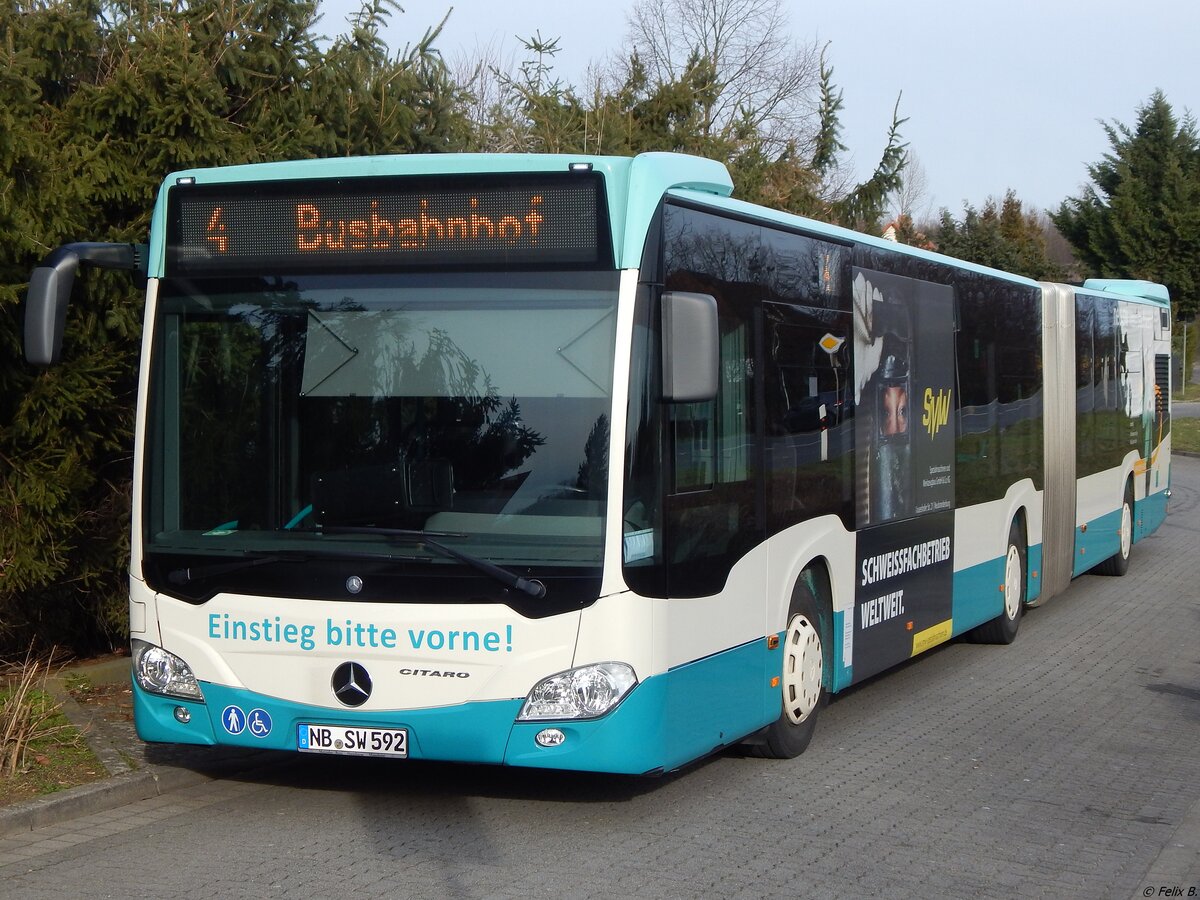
[0,766,214,837]
[0,656,274,838]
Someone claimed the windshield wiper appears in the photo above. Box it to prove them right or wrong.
[166,546,430,585]
[168,551,293,585]
[318,526,547,599]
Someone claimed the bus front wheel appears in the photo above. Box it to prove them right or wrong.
[750,578,828,759]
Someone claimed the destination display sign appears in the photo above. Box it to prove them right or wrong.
[166,172,610,274]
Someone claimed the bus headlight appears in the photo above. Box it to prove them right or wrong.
[132,639,205,701]
[518,662,636,720]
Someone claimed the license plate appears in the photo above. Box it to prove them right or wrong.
[298,724,408,758]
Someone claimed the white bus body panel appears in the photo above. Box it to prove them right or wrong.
[952,479,1042,575]
[151,591,580,709]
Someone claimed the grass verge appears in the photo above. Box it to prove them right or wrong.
[1173,417,1200,455]
[1176,382,1200,402]
[0,654,105,807]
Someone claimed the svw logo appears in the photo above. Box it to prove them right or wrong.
[922,388,951,438]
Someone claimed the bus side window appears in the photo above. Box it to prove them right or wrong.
[671,400,715,492]
[1076,296,1096,475]
[763,303,853,530]
[665,314,759,586]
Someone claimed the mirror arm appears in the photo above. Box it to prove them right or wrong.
[24,242,148,365]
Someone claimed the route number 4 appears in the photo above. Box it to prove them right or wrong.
[206,207,228,252]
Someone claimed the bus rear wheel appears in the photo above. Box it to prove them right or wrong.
[750,578,828,759]
[1096,483,1134,577]
[969,519,1025,644]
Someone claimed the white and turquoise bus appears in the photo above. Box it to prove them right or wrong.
[24,153,1171,774]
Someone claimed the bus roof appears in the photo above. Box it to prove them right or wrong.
[1080,279,1171,306]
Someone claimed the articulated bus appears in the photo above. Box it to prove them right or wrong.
[24,153,1171,774]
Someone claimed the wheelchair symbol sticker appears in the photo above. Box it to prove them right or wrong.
[247,708,273,738]
[222,705,246,735]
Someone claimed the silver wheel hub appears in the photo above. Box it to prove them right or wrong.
[1119,502,1132,559]
[783,613,823,725]
[1004,544,1022,620]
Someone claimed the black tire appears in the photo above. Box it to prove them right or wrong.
[1095,483,1133,577]
[969,519,1025,645]
[749,576,830,759]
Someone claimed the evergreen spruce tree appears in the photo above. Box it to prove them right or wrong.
[802,56,907,233]
[1053,90,1200,319]
[935,191,1062,281]
[0,0,468,653]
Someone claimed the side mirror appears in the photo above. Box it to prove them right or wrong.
[25,252,78,365]
[24,242,148,365]
[661,291,718,403]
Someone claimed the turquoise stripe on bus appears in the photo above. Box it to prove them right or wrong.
[950,542,1043,637]
[133,678,219,746]
[132,637,778,774]
[952,557,1005,637]
[1073,491,1166,575]
[133,679,522,764]
[1136,490,1169,540]
[506,638,775,774]
[1073,506,1124,577]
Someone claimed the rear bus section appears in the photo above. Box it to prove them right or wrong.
[1039,279,1171,594]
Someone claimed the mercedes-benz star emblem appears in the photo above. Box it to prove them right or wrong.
[331,662,372,707]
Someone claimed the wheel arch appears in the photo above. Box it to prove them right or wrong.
[795,558,833,614]
[1012,504,1029,549]
[766,515,854,639]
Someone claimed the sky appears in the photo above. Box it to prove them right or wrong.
[317,0,1199,218]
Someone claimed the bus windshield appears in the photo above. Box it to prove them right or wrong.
[143,271,619,595]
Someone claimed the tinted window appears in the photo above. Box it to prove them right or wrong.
[854,245,1043,505]
[622,203,850,598]
[763,302,853,531]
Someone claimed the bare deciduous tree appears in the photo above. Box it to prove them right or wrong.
[625,0,821,152]
[890,151,930,222]
[451,38,529,151]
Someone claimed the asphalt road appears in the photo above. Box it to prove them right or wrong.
[3,461,1200,899]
